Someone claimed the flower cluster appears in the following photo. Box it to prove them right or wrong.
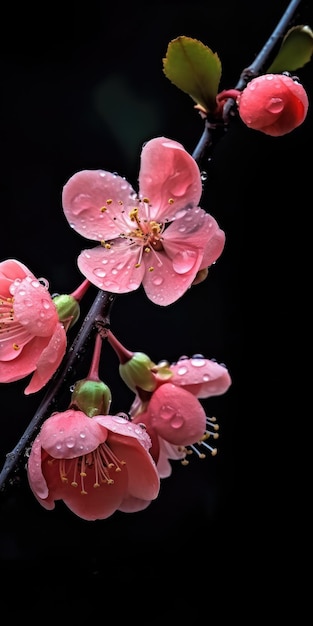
[1,137,232,521]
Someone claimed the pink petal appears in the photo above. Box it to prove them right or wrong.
[148,383,206,445]
[42,452,127,520]
[39,409,106,458]
[14,277,58,337]
[27,436,49,500]
[62,169,135,240]
[118,495,152,513]
[0,259,31,282]
[138,137,202,221]
[60,466,127,520]
[170,357,232,398]
[0,335,50,382]
[156,438,186,478]
[142,249,202,306]
[77,243,145,293]
[24,323,67,394]
[109,436,160,501]
[95,414,152,453]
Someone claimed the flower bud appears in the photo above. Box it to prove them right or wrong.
[119,352,158,393]
[53,294,80,329]
[237,73,309,136]
[71,379,112,417]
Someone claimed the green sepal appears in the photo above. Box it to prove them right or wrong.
[119,352,158,393]
[53,294,80,329]
[267,25,313,73]
[71,379,112,417]
[163,36,222,113]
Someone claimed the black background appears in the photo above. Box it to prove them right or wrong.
[0,0,311,617]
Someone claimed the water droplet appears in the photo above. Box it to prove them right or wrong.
[159,405,176,421]
[152,276,163,286]
[23,298,33,307]
[93,268,107,278]
[55,443,62,450]
[177,366,188,375]
[79,432,86,439]
[172,250,197,274]
[203,374,210,381]
[170,414,184,429]
[266,97,283,113]
[190,357,206,367]
[31,280,40,288]
[65,437,75,449]
[200,171,208,181]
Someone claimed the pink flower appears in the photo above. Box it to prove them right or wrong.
[0,259,67,395]
[62,137,225,306]
[130,355,231,472]
[27,409,160,520]
[237,73,309,136]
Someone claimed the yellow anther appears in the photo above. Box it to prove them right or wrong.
[13,343,20,351]
[143,197,150,203]
[80,471,87,477]
[129,208,139,220]
[135,263,141,268]
[71,481,78,487]
[148,266,154,272]
[118,200,123,205]
[100,206,107,212]
[144,247,151,253]
[106,199,113,205]
[168,198,174,204]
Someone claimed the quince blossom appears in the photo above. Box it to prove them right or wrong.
[104,329,231,474]
[27,409,160,521]
[0,259,67,394]
[62,136,225,306]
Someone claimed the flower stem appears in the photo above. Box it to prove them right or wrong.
[0,290,115,495]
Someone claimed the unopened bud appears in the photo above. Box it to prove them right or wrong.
[71,379,112,417]
[53,294,80,329]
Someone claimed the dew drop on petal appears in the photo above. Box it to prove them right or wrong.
[170,413,184,429]
[65,437,75,449]
[266,97,284,113]
[159,405,176,421]
[190,357,206,367]
[152,276,163,286]
[177,366,188,375]
[93,268,107,278]
[172,250,197,274]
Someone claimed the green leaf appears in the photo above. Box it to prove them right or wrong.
[267,25,313,73]
[163,36,222,113]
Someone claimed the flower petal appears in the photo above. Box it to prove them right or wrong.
[142,249,202,306]
[109,436,160,501]
[24,323,67,394]
[77,243,145,293]
[13,277,59,337]
[39,409,106,458]
[170,357,232,398]
[0,336,50,382]
[27,436,49,500]
[148,383,206,445]
[62,169,136,240]
[0,259,31,283]
[138,137,202,221]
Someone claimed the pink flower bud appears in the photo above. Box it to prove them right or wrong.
[237,73,309,136]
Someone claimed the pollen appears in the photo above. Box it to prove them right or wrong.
[100,206,107,212]
[148,266,154,272]
[13,343,20,350]
[168,198,174,204]
[106,199,113,204]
